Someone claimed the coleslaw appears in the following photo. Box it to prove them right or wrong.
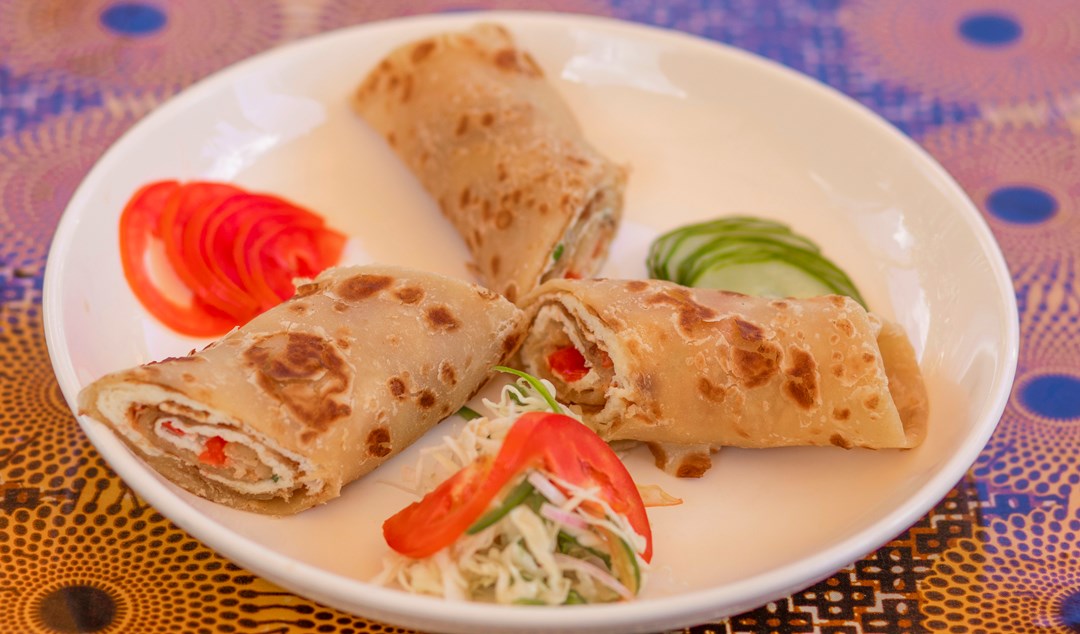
[373,368,651,604]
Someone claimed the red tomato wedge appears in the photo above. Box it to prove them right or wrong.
[118,180,346,337]
[547,345,589,382]
[383,412,653,562]
[382,455,498,560]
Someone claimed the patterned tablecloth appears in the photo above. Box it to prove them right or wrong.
[1,1,1077,632]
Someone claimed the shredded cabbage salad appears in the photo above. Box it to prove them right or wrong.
[373,368,650,604]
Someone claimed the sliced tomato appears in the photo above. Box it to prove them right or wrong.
[184,190,262,320]
[383,412,652,562]
[118,179,346,336]
[547,346,589,382]
[497,412,653,562]
[198,436,228,466]
[383,455,497,558]
[166,183,248,316]
[118,180,237,337]
[254,224,328,299]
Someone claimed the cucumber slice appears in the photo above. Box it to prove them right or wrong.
[646,215,866,307]
[678,236,809,284]
[611,535,642,595]
[648,217,808,281]
[557,532,612,569]
[691,259,834,298]
[672,231,818,284]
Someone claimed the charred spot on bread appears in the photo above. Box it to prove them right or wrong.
[830,433,853,449]
[782,347,819,409]
[244,332,351,433]
[732,346,781,388]
[493,48,517,70]
[287,301,311,316]
[336,274,393,301]
[675,454,712,478]
[366,427,393,457]
[417,390,437,409]
[644,288,719,337]
[731,318,765,342]
[696,377,729,404]
[438,361,458,387]
[501,331,522,356]
[832,318,855,337]
[393,286,424,305]
[387,376,407,400]
[294,281,328,298]
[425,305,461,332]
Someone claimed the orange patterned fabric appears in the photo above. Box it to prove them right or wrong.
[2,1,1078,632]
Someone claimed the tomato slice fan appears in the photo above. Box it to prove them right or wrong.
[118,179,346,337]
[382,412,653,562]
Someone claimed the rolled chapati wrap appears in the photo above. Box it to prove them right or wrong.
[517,278,928,477]
[77,265,526,514]
[352,23,626,302]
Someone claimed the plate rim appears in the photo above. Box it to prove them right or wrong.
[42,10,1020,633]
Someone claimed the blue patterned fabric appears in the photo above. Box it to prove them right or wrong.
[1,1,1077,632]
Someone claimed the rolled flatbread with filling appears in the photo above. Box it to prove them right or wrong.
[352,23,626,303]
[78,265,526,514]
[517,278,928,477]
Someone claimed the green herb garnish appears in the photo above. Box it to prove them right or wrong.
[466,480,536,535]
[495,366,561,413]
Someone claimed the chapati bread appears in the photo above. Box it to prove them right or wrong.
[352,23,626,302]
[518,278,928,477]
[78,265,525,513]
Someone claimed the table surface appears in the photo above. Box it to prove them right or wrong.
[2,1,1078,633]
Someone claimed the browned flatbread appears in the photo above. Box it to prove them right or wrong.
[78,265,525,514]
[517,278,928,477]
[352,23,626,302]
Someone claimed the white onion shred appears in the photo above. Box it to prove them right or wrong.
[373,376,649,605]
[528,471,569,506]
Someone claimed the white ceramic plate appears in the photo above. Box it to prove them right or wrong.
[44,12,1018,634]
